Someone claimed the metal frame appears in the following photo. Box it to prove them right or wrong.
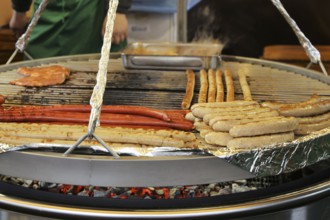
[0,179,329,219]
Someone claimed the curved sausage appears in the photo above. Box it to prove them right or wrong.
[181,69,195,109]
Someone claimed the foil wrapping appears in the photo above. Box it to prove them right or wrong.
[15,0,48,52]
[0,143,15,154]
[270,0,320,64]
[222,128,330,177]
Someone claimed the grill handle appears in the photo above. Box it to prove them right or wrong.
[63,133,120,158]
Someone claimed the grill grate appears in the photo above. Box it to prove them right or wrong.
[0,56,329,109]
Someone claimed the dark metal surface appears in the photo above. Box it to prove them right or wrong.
[0,54,190,108]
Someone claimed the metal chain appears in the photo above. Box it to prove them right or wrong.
[271,0,328,76]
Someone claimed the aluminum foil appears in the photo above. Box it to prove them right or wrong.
[0,143,16,154]
[222,128,330,177]
[15,0,48,52]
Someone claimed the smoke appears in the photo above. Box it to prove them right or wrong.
[191,5,224,46]
[190,3,251,54]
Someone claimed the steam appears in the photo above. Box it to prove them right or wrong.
[191,5,223,45]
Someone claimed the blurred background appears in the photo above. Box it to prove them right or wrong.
[1,0,330,72]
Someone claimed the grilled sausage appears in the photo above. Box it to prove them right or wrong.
[198,69,208,103]
[204,131,233,146]
[296,111,330,124]
[212,116,283,132]
[181,69,195,109]
[192,104,259,119]
[215,69,224,102]
[261,94,321,110]
[207,69,216,102]
[205,108,278,125]
[227,132,295,151]
[229,117,298,137]
[191,101,257,110]
[224,69,235,101]
[279,99,330,117]
[238,70,252,101]
[294,118,330,135]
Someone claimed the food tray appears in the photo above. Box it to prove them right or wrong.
[122,42,223,70]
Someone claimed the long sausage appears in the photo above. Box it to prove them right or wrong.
[207,69,216,102]
[261,94,321,110]
[0,111,193,131]
[181,69,195,109]
[191,100,258,110]
[198,69,208,103]
[224,69,235,101]
[204,131,233,146]
[0,105,172,122]
[279,99,330,117]
[227,132,295,151]
[294,118,330,135]
[212,116,283,132]
[238,70,252,101]
[192,104,259,119]
[205,108,278,125]
[296,111,330,124]
[215,69,224,102]
[229,117,298,137]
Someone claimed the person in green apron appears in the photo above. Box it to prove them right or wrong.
[10,0,131,59]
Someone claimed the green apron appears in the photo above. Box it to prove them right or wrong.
[27,0,126,59]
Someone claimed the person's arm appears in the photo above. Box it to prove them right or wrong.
[103,0,131,44]
[112,13,128,44]
[10,0,33,37]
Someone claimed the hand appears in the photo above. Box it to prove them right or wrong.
[103,13,128,44]
[9,11,29,38]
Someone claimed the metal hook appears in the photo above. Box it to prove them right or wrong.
[271,0,328,77]
[65,0,120,159]
[6,49,34,65]
[5,49,19,65]
[305,61,329,76]
[63,133,120,158]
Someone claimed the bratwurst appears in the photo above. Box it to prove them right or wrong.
[229,117,299,137]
